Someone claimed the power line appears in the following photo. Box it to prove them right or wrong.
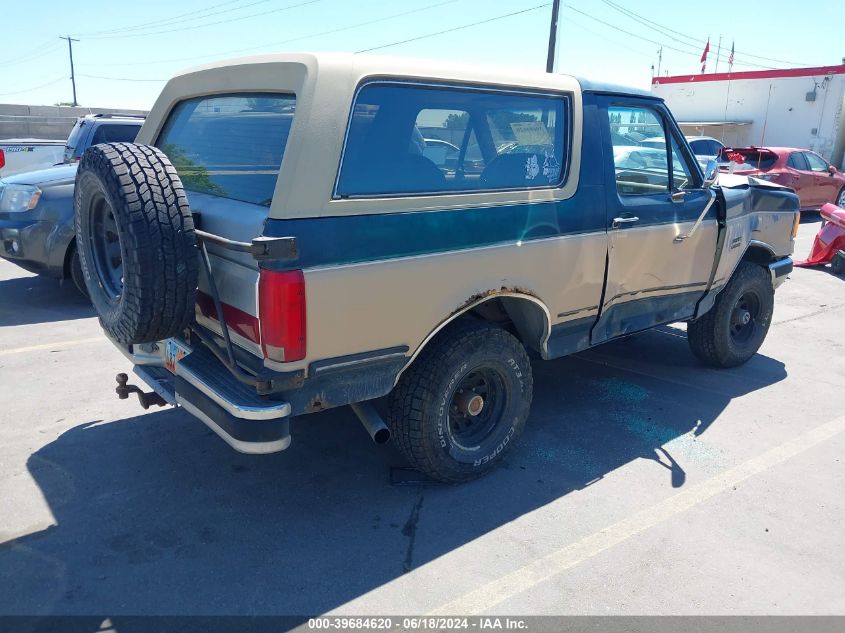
[0,41,63,67]
[0,76,66,97]
[82,0,277,38]
[563,14,654,61]
[356,3,552,54]
[565,5,775,70]
[87,0,462,68]
[599,0,816,67]
[84,0,323,40]
[79,74,167,82]
[72,0,263,37]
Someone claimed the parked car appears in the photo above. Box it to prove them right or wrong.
[0,139,65,178]
[0,116,143,294]
[639,135,725,169]
[63,113,145,164]
[719,146,845,211]
[74,53,798,482]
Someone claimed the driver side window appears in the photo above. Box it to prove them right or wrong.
[608,106,669,196]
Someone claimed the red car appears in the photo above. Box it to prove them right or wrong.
[719,146,845,211]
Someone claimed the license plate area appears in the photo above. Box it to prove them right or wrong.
[165,338,191,374]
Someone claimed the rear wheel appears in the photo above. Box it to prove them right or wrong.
[387,321,533,483]
[75,142,198,344]
[687,262,774,368]
[837,187,845,209]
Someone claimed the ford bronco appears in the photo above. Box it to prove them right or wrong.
[73,53,798,482]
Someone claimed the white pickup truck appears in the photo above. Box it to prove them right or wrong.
[0,138,66,179]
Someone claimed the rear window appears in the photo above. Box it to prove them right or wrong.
[156,93,295,206]
[718,148,778,170]
[336,82,569,197]
[91,123,141,145]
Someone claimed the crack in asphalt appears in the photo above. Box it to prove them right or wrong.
[401,488,425,573]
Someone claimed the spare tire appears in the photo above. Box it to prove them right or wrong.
[74,143,198,344]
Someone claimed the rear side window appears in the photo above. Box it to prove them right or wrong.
[65,121,87,161]
[157,93,295,206]
[787,152,809,170]
[91,123,141,145]
[336,83,569,197]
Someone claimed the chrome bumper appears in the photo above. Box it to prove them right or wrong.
[117,339,292,455]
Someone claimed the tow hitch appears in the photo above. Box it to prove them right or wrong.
[115,373,167,409]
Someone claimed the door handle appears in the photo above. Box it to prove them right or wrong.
[612,216,639,229]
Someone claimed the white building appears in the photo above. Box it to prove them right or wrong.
[652,65,845,168]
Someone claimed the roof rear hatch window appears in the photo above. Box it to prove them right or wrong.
[718,147,778,171]
[156,93,295,207]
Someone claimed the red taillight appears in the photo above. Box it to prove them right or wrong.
[258,268,306,362]
[0,148,5,169]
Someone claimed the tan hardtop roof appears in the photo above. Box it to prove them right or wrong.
[174,51,587,93]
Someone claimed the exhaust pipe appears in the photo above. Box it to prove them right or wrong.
[351,401,391,445]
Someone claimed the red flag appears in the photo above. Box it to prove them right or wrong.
[700,37,710,73]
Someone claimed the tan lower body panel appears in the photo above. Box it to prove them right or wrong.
[299,232,608,371]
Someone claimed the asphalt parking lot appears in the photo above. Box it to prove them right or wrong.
[1,217,843,620]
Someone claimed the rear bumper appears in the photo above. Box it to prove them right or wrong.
[125,341,292,454]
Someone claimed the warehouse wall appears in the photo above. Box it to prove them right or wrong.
[0,103,148,140]
[652,67,845,168]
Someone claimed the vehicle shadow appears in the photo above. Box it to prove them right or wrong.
[0,274,93,327]
[0,327,786,621]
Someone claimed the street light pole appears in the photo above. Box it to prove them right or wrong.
[546,0,561,73]
[59,35,79,106]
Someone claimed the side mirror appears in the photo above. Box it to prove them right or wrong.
[702,159,719,188]
[828,165,837,175]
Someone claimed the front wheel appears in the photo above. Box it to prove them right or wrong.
[387,321,533,483]
[687,262,774,368]
[68,245,88,298]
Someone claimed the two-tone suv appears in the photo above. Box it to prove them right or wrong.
[74,53,798,482]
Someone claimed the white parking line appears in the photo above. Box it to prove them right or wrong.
[429,414,845,615]
[0,337,104,356]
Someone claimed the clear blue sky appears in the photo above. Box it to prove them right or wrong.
[1,0,842,110]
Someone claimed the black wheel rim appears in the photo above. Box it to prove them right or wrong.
[88,193,123,301]
[730,290,761,345]
[447,365,509,450]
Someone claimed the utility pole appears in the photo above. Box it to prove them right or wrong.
[546,0,561,73]
[656,46,663,78]
[59,35,79,106]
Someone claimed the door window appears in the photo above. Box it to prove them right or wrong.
[804,152,829,173]
[92,124,141,145]
[787,152,809,170]
[608,106,668,195]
